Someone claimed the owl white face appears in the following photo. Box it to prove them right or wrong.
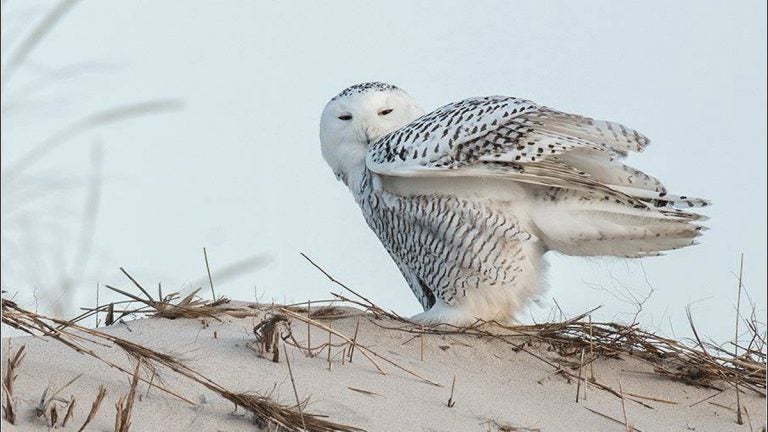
[320,83,424,185]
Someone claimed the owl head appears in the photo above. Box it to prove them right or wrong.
[319,82,424,185]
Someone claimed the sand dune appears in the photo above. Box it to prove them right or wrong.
[1,302,765,431]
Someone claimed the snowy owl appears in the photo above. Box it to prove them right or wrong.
[319,82,707,325]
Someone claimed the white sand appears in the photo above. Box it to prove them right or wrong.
[1,303,765,431]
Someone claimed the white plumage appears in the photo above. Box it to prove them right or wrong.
[319,82,708,325]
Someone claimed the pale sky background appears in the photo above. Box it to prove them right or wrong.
[2,1,766,344]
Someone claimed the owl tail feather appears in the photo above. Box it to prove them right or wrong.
[533,204,706,258]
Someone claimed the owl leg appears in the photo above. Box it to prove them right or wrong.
[410,301,480,326]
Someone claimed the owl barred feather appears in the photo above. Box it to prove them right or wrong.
[319,82,708,325]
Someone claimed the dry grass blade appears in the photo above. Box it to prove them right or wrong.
[619,381,632,432]
[327,330,333,371]
[283,342,307,431]
[348,317,361,363]
[584,406,643,432]
[576,348,585,403]
[119,267,155,306]
[105,302,115,326]
[623,392,677,405]
[743,405,755,432]
[689,388,727,407]
[203,247,216,300]
[176,288,202,308]
[2,0,81,83]
[734,253,745,425]
[309,306,355,320]
[48,404,59,427]
[482,418,542,432]
[300,252,401,320]
[77,385,107,432]
[307,300,312,355]
[2,342,25,424]
[4,99,183,179]
[420,325,425,361]
[347,387,381,397]
[114,360,141,432]
[61,396,76,428]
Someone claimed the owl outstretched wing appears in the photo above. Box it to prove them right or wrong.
[366,96,708,213]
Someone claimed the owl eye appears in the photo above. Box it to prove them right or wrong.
[379,108,393,116]
[338,114,353,121]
